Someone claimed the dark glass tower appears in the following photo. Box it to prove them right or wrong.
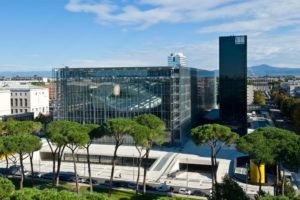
[219,35,247,135]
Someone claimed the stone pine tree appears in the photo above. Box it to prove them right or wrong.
[191,124,239,190]
[27,136,42,185]
[130,122,151,194]
[103,118,135,196]
[82,124,103,192]
[237,131,275,194]
[65,122,90,194]
[9,134,42,189]
[245,127,300,196]
[45,121,71,186]
[134,114,165,194]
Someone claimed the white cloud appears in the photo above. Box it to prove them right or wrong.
[65,0,300,32]
[63,0,300,69]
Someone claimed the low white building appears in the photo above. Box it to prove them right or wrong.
[0,90,11,116]
[1,83,49,118]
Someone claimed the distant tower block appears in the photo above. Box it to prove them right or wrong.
[168,52,187,67]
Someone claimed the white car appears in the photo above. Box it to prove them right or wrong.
[178,188,192,195]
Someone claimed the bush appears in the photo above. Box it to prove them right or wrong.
[84,193,112,200]
[210,175,250,200]
[0,177,15,200]
[10,188,41,200]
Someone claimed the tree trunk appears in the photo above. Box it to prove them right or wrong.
[55,146,65,186]
[51,152,56,186]
[29,153,34,186]
[274,162,279,196]
[5,155,9,177]
[19,153,24,189]
[257,164,262,194]
[109,142,119,197]
[143,149,150,194]
[282,167,285,196]
[72,150,79,194]
[86,145,93,192]
[210,147,216,189]
[136,150,142,194]
[47,139,56,186]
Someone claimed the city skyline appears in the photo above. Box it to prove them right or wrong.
[0,0,300,71]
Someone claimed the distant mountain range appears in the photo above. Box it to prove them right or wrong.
[214,64,300,76]
[1,64,300,77]
[247,64,300,76]
[0,71,52,78]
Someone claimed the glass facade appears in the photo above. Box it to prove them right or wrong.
[53,66,191,145]
[219,35,247,135]
[190,68,216,127]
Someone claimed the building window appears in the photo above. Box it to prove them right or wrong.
[20,109,23,113]
[25,93,27,96]
[15,109,18,114]
[20,93,22,96]
[11,109,13,114]
[25,99,28,106]
[15,93,17,96]
[15,99,18,106]
[42,107,45,112]
[20,99,23,106]
[25,109,27,113]
[11,99,13,106]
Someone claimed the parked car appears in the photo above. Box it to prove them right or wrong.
[126,182,136,189]
[156,184,171,192]
[138,184,157,191]
[192,190,210,197]
[41,172,55,180]
[27,172,42,178]
[9,165,29,176]
[59,172,78,181]
[0,168,10,175]
[178,188,192,195]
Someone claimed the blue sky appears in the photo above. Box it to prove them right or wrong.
[0,0,300,71]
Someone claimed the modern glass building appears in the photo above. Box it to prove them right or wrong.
[219,35,247,135]
[190,68,216,127]
[53,66,191,145]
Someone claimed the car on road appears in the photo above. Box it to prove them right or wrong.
[27,172,42,178]
[126,182,136,189]
[41,172,55,180]
[9,165,29,176]
[156,184,171,192]
[192,190,210,197]
[178,188,192,195]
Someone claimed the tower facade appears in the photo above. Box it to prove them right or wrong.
[219,35,247,134]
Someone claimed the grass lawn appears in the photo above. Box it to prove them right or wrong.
[9,177,202,200]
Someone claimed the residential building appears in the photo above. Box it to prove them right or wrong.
[1,83,49,118]
[0,90,11,116]
[219,35,247,135]
[247,85,254,105]
[168,52,187,67]
[248,76,279,91]
[281,80,300,97]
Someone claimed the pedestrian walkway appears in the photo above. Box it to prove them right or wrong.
[153,152,173,171]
